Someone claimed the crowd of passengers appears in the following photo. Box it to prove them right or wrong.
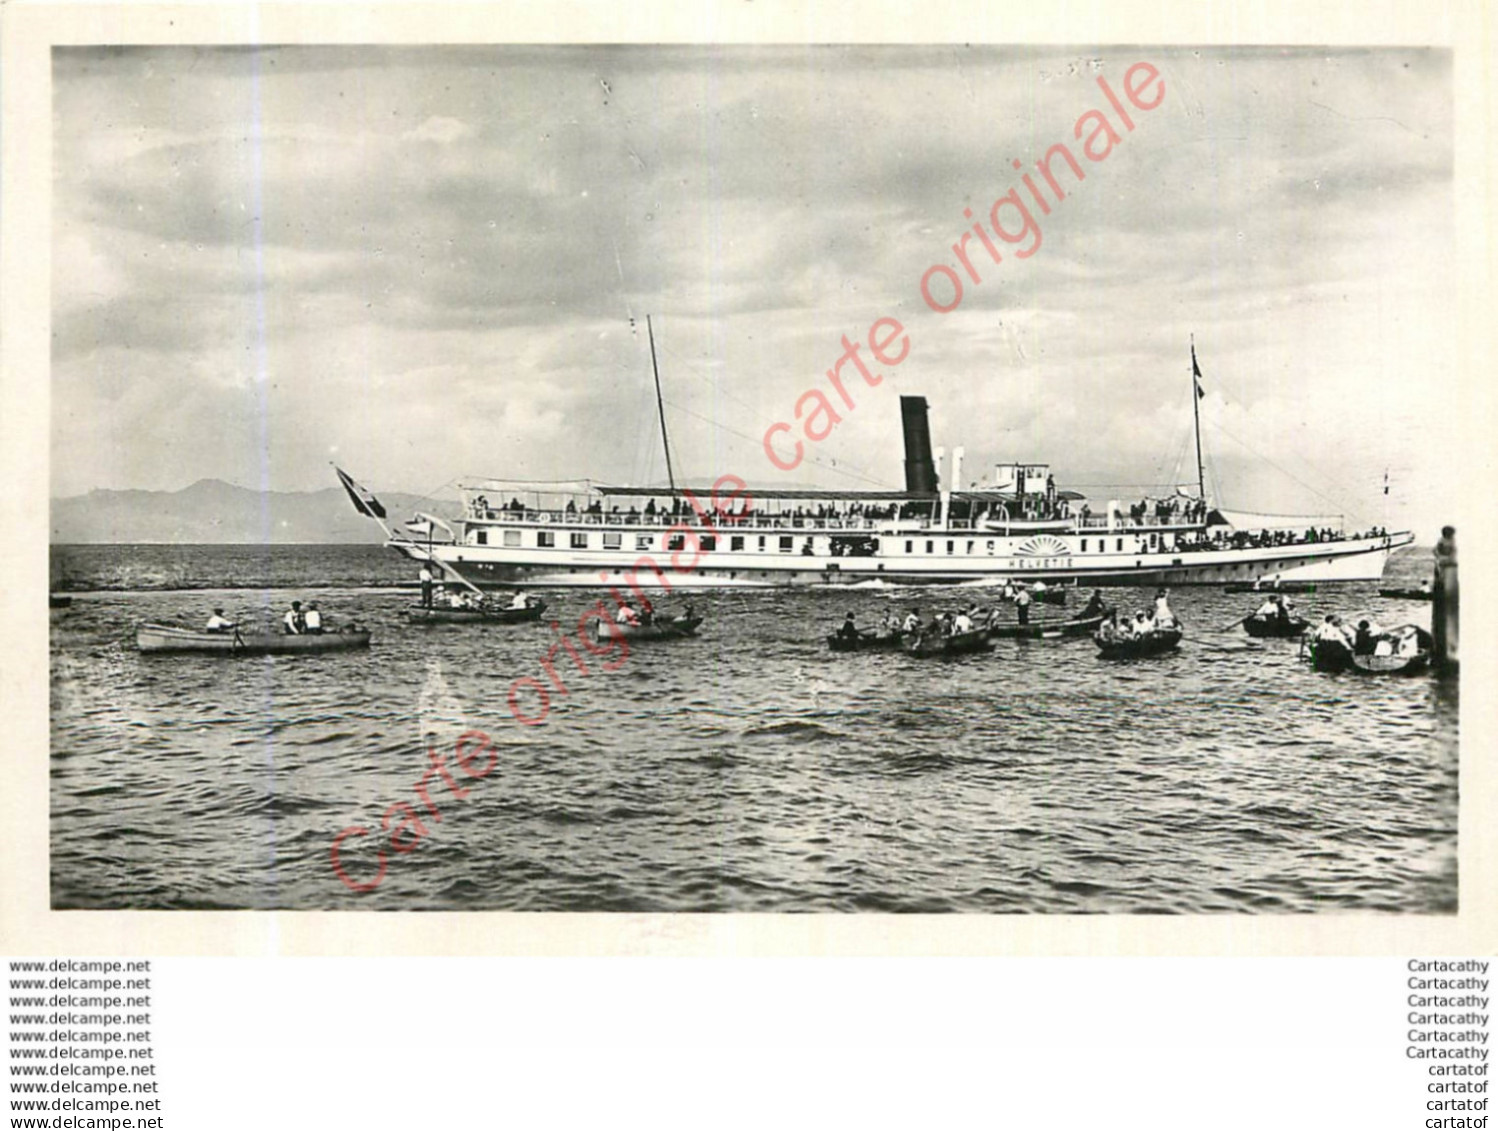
[465,494,1391,549]
[1173,526,1389,552]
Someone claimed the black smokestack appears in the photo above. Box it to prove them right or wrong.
[900,395,938,495]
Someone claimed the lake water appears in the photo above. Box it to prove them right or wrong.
[49,543,1457,912]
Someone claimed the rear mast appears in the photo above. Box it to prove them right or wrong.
[647,315,677,492]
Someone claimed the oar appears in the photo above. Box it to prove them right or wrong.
[1217,614,1250,632]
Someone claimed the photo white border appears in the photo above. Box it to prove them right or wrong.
[3,0,1492,957]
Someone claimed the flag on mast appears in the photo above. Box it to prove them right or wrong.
[334,467,387,519]
[1192,345,1205,400]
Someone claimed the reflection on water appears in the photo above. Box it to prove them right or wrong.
[50,544,1456,912]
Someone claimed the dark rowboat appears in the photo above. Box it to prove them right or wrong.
[1009,588,1067,606]
[591,615,703,642]
[406,598,546,625]
[138,624,372,656]
[1224,581,1317,594]
[988,610,1111,640]
[1242,614,1310,638]
[827,630,905,653]
[1308,626,1432,675]
[1378,587,1433,601]
[902,628,993,657]
[49,594,73,609]
[1094,626,1183,659]
[1354,650,1431,675]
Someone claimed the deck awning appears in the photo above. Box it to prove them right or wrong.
[594,485,1087,503]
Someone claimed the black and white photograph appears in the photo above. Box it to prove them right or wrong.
[48,44,1460,913]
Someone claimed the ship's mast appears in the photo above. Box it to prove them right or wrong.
[647,315,677,492]
[1190,335,1206,508]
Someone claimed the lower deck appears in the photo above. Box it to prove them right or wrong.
[403,530,1411,589]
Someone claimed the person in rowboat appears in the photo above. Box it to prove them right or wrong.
[1082,590,1106,619]
[304,602,324,634]
[903,608,921,634]
[953,608,974,634]
[837,612,861,642]
[616,602,641,626]
[1254,594,1280,619]
[205,608,236,634]
[508,591,529,609]
[1354,619,1377,656]
[1313,614,1354,648]
[419,565,435,608]
[283,601,305,635]
[1015,586,1032,626]
[1152,588,1176,628]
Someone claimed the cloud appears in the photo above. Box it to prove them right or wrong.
[50,46,1454,537]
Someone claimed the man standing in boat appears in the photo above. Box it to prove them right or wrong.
[1015,586,1032,627]
[1153,588,1177,628]
[419,565,435,608]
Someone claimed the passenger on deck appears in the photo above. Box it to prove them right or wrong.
[304,603,324,634]
[205,608,236,634]
[283,601,305,635]
[837,613,860,641]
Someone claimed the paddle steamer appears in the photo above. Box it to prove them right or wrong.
[383,354,1411,590]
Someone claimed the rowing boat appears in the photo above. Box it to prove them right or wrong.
[1006,588,1067,606]
[987,610,1111,640]
[1094,626,1183,659]
[1308,625,1432,675]
[1242,614,1310,638]
[406,598,547,624]
[591,615,703,642]
[901,628,993,657]
[827,630,905,652]
[137,624,372,655]
[1377,587,1433,601]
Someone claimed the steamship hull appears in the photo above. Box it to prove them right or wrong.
[390,392,1412,590]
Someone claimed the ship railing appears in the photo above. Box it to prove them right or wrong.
[464,508,895,532]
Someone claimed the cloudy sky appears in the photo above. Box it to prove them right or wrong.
[53,45,1452,535]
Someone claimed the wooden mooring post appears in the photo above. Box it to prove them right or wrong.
[1433,525,1458,676]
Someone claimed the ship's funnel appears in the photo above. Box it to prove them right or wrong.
[900,396,938,494]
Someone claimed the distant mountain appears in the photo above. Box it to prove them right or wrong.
[50,479,451,544]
